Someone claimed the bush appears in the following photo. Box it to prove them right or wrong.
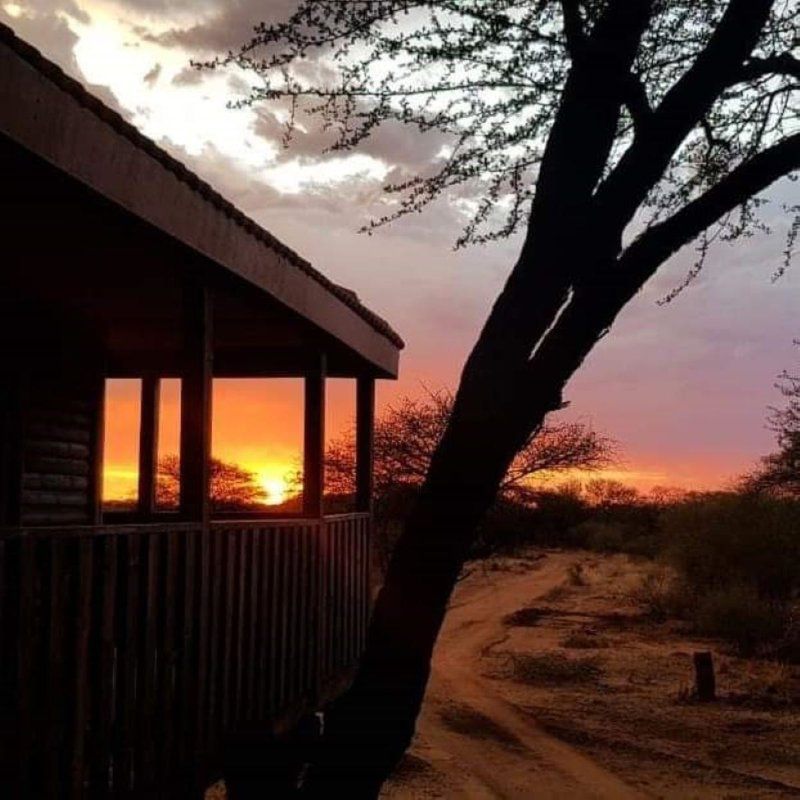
[658,493,800,657]
[694,585,787,656]
[663,493,800,603]
[631,566,692,621]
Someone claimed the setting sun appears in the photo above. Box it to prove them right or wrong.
[258,473,290,506]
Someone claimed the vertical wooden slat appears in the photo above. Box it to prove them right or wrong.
[286,529,297,705]
[355,519,362,653]
[177,530,197,773]
[17,537,36,796]
[138,534,160,789]
[158,531,179,785]
[0,537,13,790]
[258,530,269,717]
[335,523,343,671]
[221,531,237,729]
[277,528,290,709]
[317,520,329,690]
[45,540,67,798]
[347,520,355,665]
[70,538,94,799]
[299,528,311,698]
[267,528,280,717]
[90,535,117,799]
[245,531,261,721]
[194,527,211,761]
[205,531,223,754]
[362,516,371,651]
[116,534,140,794]
[233,532,248,724]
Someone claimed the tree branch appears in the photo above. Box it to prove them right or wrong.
[530,133,800,390]
[623,72,653,132]
[593,0,774,235]
[737,53,800,84]
[561,0,584,58]
[616,133,800,291]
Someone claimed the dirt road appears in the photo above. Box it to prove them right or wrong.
[382,553,645,799]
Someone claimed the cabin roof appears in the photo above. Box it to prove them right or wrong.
[0,22,403,375]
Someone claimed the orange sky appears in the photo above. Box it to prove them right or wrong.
[102,378,357,504]
[102,377,732,505]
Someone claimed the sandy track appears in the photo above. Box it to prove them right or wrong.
[383,554,645,799]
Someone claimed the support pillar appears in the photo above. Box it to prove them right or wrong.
[88,370,105,525]
[303,353,326,517]
[355,376,375,513]
[137,374,160,518]
[0,372,23,526]
[179,281,213,524]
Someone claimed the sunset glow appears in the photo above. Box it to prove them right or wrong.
[258,473,290,507]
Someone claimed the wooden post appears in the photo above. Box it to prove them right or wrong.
[693,651,716,702]
[0,371,24,526]
[138,374,160,518]
[88,370,106,525]
[355,376,375,513]
[180,281,213,524]
[303,354,326,518]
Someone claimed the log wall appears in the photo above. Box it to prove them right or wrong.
[20,377,99,526]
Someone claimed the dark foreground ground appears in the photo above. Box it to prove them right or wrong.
[210,549,800,798]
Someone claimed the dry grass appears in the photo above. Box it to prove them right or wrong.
[502,651,604,685]
[502,605,550,627]
[438,702,526,751]
[567,562,588,586]
[540,584,572,602]
[561,631,612,650]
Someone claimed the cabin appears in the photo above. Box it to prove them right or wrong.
[0,23,402,798]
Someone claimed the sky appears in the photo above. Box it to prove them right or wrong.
[3,0,798,500]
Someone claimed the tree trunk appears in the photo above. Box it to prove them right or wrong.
[302,286,566,795]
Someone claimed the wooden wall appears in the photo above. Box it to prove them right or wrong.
[0,298,103,528]
[20,373,101,526]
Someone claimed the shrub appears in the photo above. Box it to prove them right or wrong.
[663,493,800,603]
[655,494,800,656]
[631,566,692,621]
[694,585,787,656]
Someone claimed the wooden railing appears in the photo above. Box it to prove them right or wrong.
[0,512,371,798]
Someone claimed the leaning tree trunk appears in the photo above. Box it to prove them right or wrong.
[301,248,582,797]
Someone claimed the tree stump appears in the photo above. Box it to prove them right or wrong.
[693,651,716,702]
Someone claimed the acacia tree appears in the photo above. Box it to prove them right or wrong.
[325,389,615,500]
[324,390,614,565]
[748,342,800,496]
[156,455,266,511]
[212,1,800,794]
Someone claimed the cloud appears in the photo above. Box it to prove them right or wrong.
[1,1,85,75]
[171,64,203,86]
[142,61,160,85]
[133,0,299,53]
[0,2,135,121]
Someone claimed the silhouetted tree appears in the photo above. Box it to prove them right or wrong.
[747,342,800,497]
[157,455,266,511]
[215,2,800,793]
[325,389,615,500]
